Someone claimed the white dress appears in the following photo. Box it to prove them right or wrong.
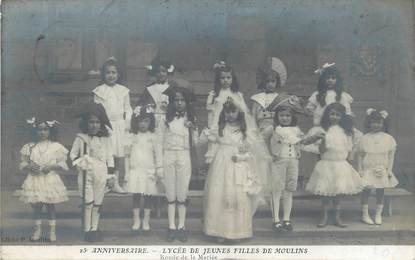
[19,141,69,204]
[306,126,365,196]
[93,83,132,157]
[205,89,271,191]
[306,90,353,126]
[124,132,162,195]
[203,125,262,239]
[356,132,398,188]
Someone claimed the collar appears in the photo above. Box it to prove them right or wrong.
[175,111,186,118]
[93,84,129,100]
[251,92,279,108]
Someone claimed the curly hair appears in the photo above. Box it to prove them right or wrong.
[273,106,298,127]
[364,110,389,133]
[316,66,344,107]
[99,59,123,85]
[320,102,353,135]
[256,67,281,90]
[218,101,247,139]
[212,65,240,104]
[130,113,156,134]
[78,113,110,137]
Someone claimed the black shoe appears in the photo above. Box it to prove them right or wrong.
[282,221,293,232]
[177,228,188,242]
[166,229,176,242]
[272,222,284,233]
[84,231,93,242]
[92,230,103,241]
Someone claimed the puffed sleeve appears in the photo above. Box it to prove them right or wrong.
[341,92,354,115]
[19,143,34,170]
[387,135,397,151]
[305,92,318,113]
[54,143,69,171]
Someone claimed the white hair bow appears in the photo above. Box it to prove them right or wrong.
[106,56,117,62]
[26,117,36,125]
[167,65,175,73]
[133,105,155,117]
[46,120,60,127]
[366,108,388,119]
[213,61,226,69]
[314,62,336,75]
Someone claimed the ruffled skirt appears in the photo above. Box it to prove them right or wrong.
[306,159,365,196]
[20,171,68,204]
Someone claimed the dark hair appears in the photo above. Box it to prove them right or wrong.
[212,65,240,104]
[29,122,59,142]
[218,101,247,139]
[165,89,196,125]
[364,110,389,133]
[273,106,298,127]
[130,113,156,134]
[78,113,110,137]
[100,58,122,85]
[148,58,174,77]
[316,66,344,107]
[320,102,353,135]
[256,68,281,90]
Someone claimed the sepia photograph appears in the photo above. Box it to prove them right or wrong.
[1,0,414,259]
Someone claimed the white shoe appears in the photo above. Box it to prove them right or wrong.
[111,181,126,194]
[49,220,56,242]
[31,220,42,241]
[142,209,151,231]
[361,205,374,225]
[375,205,383,225]
[131,221,140,231]
[131,209,140,231]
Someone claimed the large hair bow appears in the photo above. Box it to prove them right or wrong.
[213,61,226,70]
[366,108,388,119]
[26,117,60,128]
[133,105,155,117]
[314,62,336,75]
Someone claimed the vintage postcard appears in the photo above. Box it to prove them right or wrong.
[1,0,414,259]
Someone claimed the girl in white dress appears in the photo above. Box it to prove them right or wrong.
[93,57,132,193]
[203,100,263,243]
[357,108,398,225]
[19,117,68,242]
[305,103,365,228]
[306,63,354,126]
[124,105,163,231]
[204,61,270,193]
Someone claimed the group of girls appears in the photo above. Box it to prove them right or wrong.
[18,56,398,244]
